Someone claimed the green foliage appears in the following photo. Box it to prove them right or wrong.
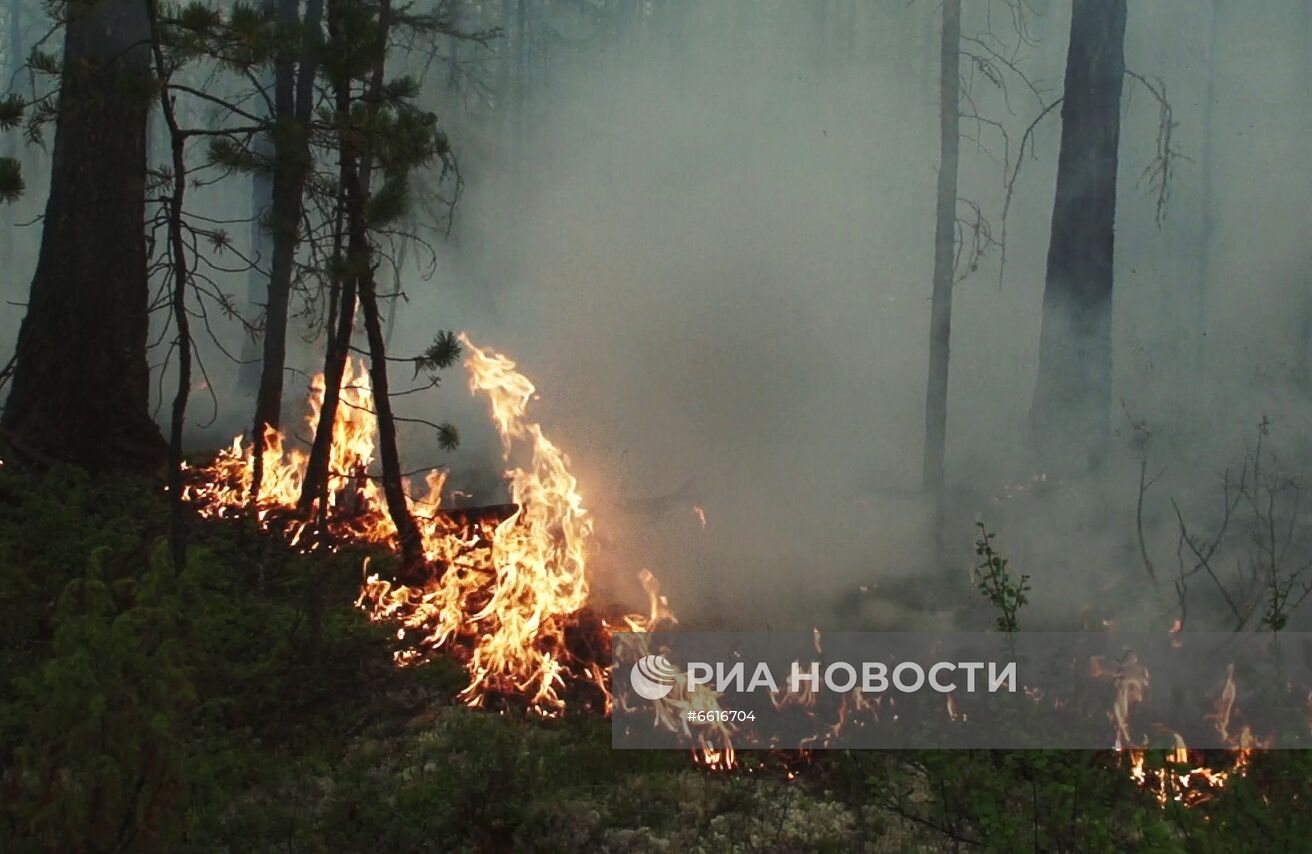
[0,94,24,131]
[206,136,264,174]
[434,422,460,452]
[0,466,393,851]
[415,330,462,373]
[374,102,443,176]
[2,469,1311,851]
[0,157,23,203]
[845,750,1138,852]
[382,74,421,104]
[25,49,59,77]
[0,95,23,202]
[6,547,195,851]
[973,522,1030,633]
[176,1,224,33]
[365,174,409,227]
[226,1,269,44]
[23,99,57,148]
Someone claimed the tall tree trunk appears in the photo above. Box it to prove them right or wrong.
[1299,0,1312,386]
[237,109,272,394]
[298,0,422,578]
[359,275,425,577]
[2,0,166,470]
[250,0,323,500]
[1029,0,1127,474]
[348,0,423,575]
[922,0,959,496]
[299,0,358,515]
[249,0,298,499]
[297,255,356,516]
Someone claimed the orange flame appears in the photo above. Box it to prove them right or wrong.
[186,336,663,719]
[1115,657,1271,806]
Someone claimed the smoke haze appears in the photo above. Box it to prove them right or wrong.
[3,0,1311,629]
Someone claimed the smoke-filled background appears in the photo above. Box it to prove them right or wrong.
[3,0,1311,629]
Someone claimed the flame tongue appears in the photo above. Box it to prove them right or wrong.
[446,335,595,710]
[186,333,647,716]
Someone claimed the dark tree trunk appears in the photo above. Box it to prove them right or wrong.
[298,39,358,514]
[297,266,356,515]
[2,0,166,470]
[297,194,365,528]
[249,4,297,499]
[237,110,272,395]
[359,276,425,577]
[922,0,960,496]
[1299,0,1312,386]
[250,0,323,500]
[348,0,423,576]
[299,0,422,585]
[1029,0,1127,473]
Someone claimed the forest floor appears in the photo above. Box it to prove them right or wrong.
[1,462,1308,852]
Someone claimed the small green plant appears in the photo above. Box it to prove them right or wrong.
[973,523,1030,633]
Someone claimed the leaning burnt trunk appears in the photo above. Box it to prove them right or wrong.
[1,0,165,470]
[1029,0,1127,473]
[296,207,356,516]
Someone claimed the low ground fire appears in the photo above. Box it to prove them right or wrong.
[183,334,1277,801]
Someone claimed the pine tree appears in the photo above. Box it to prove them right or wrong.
[2,0,166,470]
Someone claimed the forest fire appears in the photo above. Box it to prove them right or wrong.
[182,336,1286,799]
[185,334,666,717]
[1113,661,1269,806]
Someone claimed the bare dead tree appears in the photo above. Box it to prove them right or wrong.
[1138,419,1312,633]
[920,0,1045,579]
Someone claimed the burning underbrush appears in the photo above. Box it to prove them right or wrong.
[184,334,678,720]
[180,334,1295,810]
